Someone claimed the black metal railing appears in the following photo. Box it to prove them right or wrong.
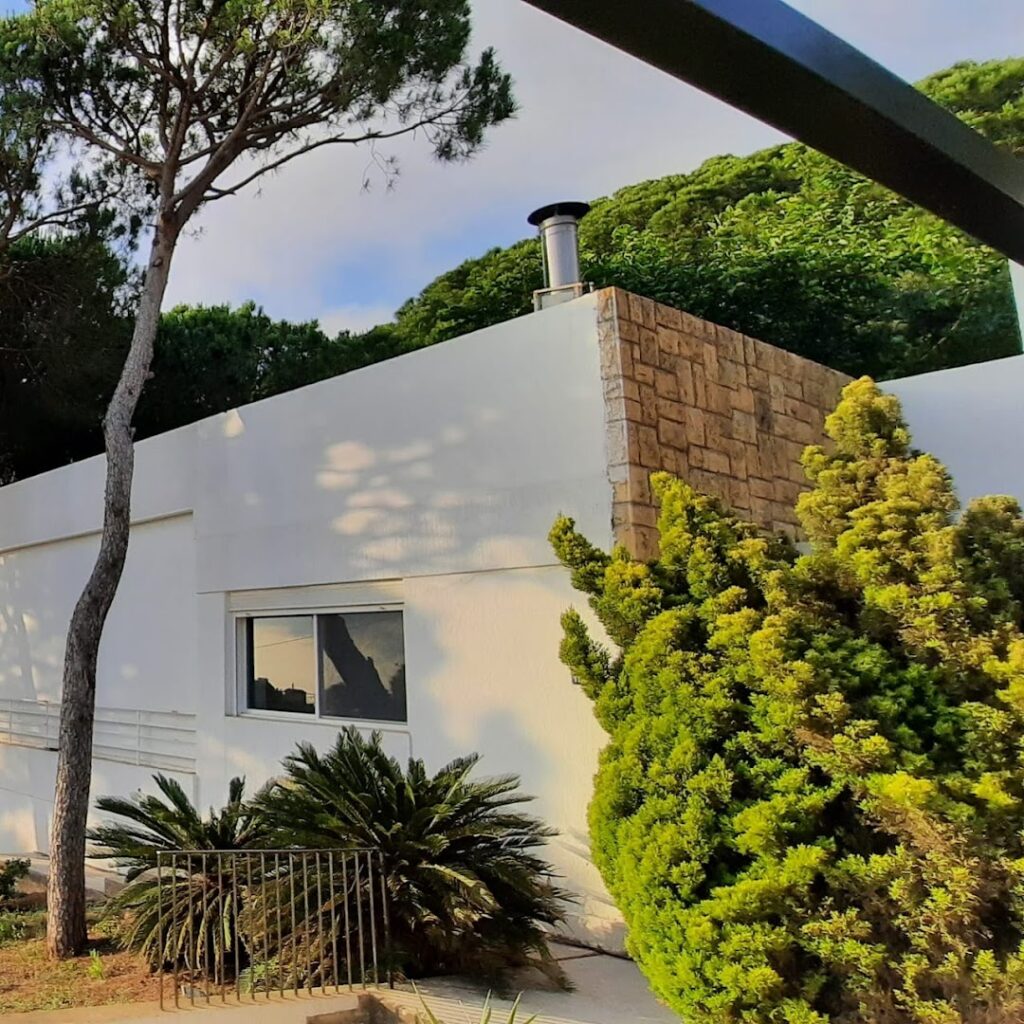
[154,848,390,1009]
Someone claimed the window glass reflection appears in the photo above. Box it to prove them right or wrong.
[247,615,315,714]
[320,611,406,722]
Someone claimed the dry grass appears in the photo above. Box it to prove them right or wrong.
[0,912,157,1014]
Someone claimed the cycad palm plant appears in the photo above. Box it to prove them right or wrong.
[255,728,567,984]
[88,775,267,974]
[415,986,537,1024]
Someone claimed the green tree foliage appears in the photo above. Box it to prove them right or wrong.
[386,239,543,352]
[0,287,404,481]
[254,728,567,985]
[389,59,1024,378]
[0,234,132,481]
[1,8,139,484]
[142,304,427,440]
[0,286,424,482]
[0,14,130,255]
[0,859,29,903]
[140,304,347,436]
[551,378,1024,1023]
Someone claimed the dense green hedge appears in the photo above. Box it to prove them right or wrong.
[552,379,1024,1023]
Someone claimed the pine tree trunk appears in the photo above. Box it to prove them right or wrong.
[46,222,177,959]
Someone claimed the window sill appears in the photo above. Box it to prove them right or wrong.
[234,710,410,733]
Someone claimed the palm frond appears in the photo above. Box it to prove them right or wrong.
[255,728,567,985]
[89,775,268,970]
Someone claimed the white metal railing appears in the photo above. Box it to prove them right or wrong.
[0,698,196,774]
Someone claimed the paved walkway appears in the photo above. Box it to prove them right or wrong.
[7,945,676,1024]
[383,945,677,1023]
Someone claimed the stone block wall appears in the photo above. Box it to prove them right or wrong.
[597,287,851,559]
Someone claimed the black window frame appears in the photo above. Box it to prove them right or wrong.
[237,604,407,725]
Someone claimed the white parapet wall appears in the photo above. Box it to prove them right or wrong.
[1010,261,1024,349]
[0,294,624,947]
[888,353,1024,507]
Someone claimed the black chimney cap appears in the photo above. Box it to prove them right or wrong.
[528,201,591,226]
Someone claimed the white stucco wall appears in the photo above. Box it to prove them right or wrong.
[0,295,621,945]
[0,745,196,855]
[0,514,200,852]
[191,298,611,591]
[402,567,622,947]
[1010,261,1024,348]
[0,515,198,710]
[888,353,1024,507]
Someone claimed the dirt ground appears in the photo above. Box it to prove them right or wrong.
[0,918,157,1014]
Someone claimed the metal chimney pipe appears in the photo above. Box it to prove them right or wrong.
[528,201,590,289]
[528,202,591,310]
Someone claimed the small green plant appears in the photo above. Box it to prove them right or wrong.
[0,858,30,902]
[87,949,105,980]
[237,958,291,995]
[0,912,25,945]
[415,985,536,1024]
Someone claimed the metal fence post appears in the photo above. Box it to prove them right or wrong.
[157,853,164,1011]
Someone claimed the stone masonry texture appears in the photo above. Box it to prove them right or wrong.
[596,287,852,560]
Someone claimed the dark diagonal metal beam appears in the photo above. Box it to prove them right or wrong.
[522,0,1024,263]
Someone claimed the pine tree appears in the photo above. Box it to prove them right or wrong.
[551,378,1024,1023]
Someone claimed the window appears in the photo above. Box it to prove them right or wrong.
[241,609,406,723]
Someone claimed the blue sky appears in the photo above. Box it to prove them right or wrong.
[6,0,1023,333]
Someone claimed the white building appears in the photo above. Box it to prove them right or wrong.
[0,286,1018,948]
